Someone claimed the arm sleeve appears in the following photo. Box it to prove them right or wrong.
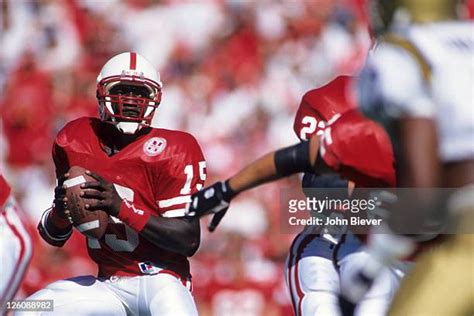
[155,135,206,218]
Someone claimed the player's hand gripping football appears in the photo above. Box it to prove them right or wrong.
[80,171,122,217]
[53,172,73,224]
[186,181,235,232]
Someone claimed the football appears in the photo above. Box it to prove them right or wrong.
[64,166,109,239]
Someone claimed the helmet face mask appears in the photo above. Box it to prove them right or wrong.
[96,52,162,134]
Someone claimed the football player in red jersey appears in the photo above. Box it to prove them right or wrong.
[0,174,32,313]
[290,76,405,316]
[23,52,206,315]
[289,76,359,316]
[187,76,407,316]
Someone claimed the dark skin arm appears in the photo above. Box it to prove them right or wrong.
[390,117,441,232]
[141,216,200,257]
[81,171,200,257]
[396,118,441,188]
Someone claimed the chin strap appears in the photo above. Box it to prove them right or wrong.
[116,121,141,134]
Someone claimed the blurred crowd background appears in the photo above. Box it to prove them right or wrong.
[0,0,444,315]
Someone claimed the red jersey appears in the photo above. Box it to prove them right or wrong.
[53,117,206,278]
[0,175,11,207]
[293,76,357,141]
[292,76,394,187]
[320,109,396,188]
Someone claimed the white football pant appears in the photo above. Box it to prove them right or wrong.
[17,273,198,316]
[286,232,409,316]
[0,197,32,312]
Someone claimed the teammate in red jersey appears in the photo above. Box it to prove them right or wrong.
[0,174,32,313]
[290,76,358,316]
[187,76,404,315]
[24,52,206,315]
[290,76,402,316]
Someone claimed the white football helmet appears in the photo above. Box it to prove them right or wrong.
[96,52,163,134]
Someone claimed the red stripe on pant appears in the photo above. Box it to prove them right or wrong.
[0,211,28,305]
[288,233,318,316]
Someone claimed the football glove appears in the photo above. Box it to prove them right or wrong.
[186,181,235,232]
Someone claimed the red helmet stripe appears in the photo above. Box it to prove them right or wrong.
[130,52,137,70]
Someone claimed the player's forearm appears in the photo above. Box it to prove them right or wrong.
[141,216,200,257]
[228,138,320,194]
[115,200,200,256]
[227,152,280,194]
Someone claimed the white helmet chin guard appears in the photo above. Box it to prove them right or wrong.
[96,52,163,134]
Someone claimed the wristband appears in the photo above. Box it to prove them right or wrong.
[118,200,152,232]
[39,209,72,247]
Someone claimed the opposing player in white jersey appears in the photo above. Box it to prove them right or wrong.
[0,174,32,313]
[343,0,474,314]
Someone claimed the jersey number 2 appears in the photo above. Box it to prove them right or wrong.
[300,116,325,140]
